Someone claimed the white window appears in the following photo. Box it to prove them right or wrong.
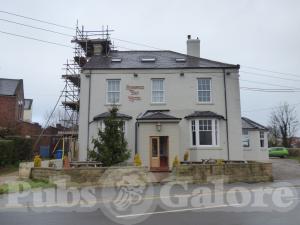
[260,131,265,148]
[242,129,250,147]
[191,119,219,147]
[197,78,211,103]
[107,79,120,104]
[151,79,165,103]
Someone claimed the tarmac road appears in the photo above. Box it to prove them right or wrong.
[0,181,300,225]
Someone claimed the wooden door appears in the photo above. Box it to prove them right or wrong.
[150,137,160,168]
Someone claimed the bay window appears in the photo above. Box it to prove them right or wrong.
[191,119,219,147]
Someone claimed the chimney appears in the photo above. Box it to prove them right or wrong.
[93,43,103,55]
[186,35,200,58]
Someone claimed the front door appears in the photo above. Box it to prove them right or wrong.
[150,137,160,168]
[150,136,169,170]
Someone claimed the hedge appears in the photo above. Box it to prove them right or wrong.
[0,138,33,167]
[288,148,300,157]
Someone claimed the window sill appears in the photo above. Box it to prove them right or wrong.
[189,146,222,150]
[105,103,121,106]
[150,102,167,106]
[243,148,252,151]
[196,102,214,105]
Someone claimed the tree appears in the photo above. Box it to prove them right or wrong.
[269,102,299,147]
[88,107,131,166]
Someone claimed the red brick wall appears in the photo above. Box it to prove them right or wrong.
[0,96,17,129]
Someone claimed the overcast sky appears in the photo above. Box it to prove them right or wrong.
[1,0,300,133]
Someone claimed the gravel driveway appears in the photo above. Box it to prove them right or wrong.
[271,158,300,181]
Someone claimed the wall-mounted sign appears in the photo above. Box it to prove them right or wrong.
[127,85,144,102]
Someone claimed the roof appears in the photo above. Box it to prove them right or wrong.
[137,110,181,121]
[185,111,225,119]
[93,112,132,121]
[83,50,240,70]
[242,117,268,131]
[24,99,33,110]
[0,78,22,96]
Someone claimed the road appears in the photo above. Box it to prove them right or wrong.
[0,181,300,225]
[1,159,300,225]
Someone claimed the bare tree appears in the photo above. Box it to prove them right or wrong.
[269,102,299,147]
[43,109,65,128]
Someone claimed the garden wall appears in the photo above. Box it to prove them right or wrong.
[174,162,273,183]
[31,166,149,187]
[31,162,273,187]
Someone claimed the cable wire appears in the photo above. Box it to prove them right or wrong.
[0,18,73,37]
[0,30,72,48]
[0,10,74,30]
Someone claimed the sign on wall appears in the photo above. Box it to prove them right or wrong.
[126,85,144,102]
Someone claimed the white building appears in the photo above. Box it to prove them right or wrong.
[78,35,245,170]
[23,99,33,122]
[242,117,269,161]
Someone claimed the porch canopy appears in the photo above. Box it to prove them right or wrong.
[137,110,181,122]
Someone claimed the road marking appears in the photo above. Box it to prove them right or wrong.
[116,204,241,218]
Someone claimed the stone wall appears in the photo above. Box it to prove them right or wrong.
[31,166,149,187]
[174,162,273,183]
[30,162,273,187]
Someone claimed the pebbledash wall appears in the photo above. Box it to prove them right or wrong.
[79,68,243,165]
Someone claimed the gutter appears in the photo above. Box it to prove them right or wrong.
[223,69,230,160]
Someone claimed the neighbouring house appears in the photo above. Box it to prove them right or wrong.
[23,99,33,122]
[0,78,24,130]
[242,117,269,161]
[0,77,68,158]
[78,35,245,170]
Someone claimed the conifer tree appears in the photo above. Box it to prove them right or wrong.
[89,107,130,166]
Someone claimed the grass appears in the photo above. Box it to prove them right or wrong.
[0,165,19,176]
[287,156,300,163]
[0,179,56,195]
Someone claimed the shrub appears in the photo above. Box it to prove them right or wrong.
[216,159,225,165]
[184,151,189,161]
[172,155,180,167]
[0,137,33,167]
[134,154,142,166]
[34,155,41,167]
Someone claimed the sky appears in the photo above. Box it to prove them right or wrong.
[0,0,300,132]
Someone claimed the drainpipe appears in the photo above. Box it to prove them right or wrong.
[86,70,92,157]
[223,69,230,160]
[135,121,139,154]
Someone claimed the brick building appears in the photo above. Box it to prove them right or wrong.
[0,78,24,130]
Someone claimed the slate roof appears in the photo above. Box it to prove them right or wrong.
[83,50,239,70]
[185,111,225,119]
[242,117,268,131]
[93,112,132,121]
[137,110,181,121]
[0,78,22,96]
[24,99,33,110]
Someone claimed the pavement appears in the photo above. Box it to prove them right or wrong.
[0,158,300,225]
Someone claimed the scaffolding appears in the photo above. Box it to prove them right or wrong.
[60,24,113,160]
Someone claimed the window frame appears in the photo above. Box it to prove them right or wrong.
[190,119,219,148]
[197,78,212,103]
[151,78,165,104]
[260,131,265,148]
[106,79,121,105]
[242,130,250,148]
